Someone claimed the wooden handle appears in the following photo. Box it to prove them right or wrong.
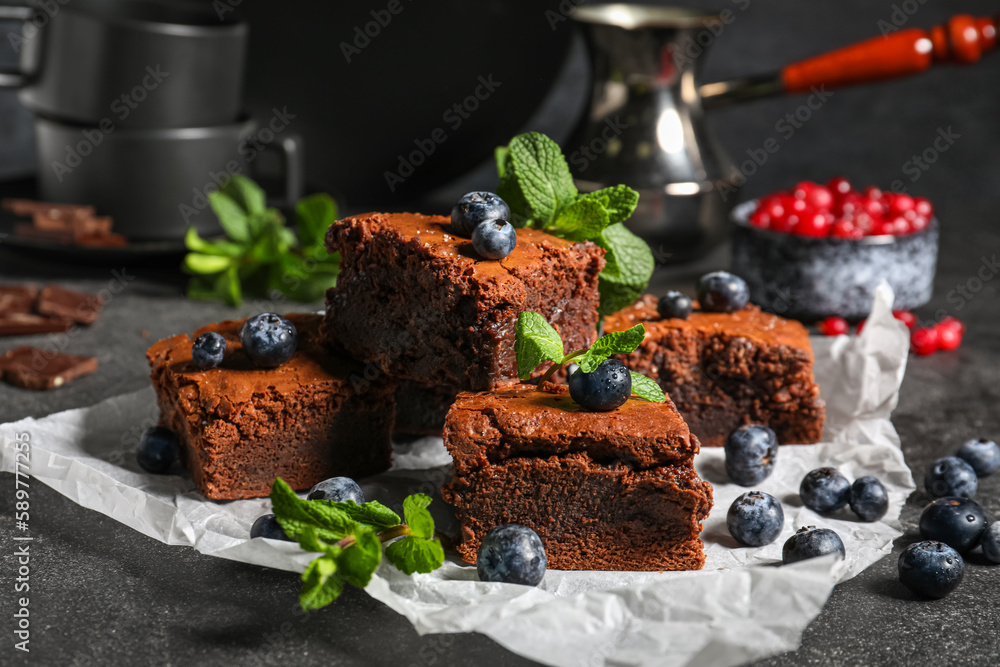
[782,14,999,93]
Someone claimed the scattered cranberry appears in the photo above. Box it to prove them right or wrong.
[911,327,940,356]
[893,310,918,330]
[939,316,965,335]
[818,316,849,336]
[937,325,962,351]
[750,179,934,240]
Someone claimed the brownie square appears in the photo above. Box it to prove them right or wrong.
[442,385,712,571]
[146,314,395,500]
[604,295,825,446]
[324,212,605,391]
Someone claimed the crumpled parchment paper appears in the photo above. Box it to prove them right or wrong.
[1,283,914,667]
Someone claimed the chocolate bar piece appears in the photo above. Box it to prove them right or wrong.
[2,199,95,219]
[36,285,103,325]
[0,285,39,315]
[14,223,128,248]
[0,346,98,390]
[0,313,73,335]
[33,211,113,235]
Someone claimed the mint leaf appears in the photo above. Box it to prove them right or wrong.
[300,555,344,611]
[402,493,435,539]
[339,500,401,531]
[514,311,566,379]
[495,145,510,178]
[496,132,577,228]
[296,193,338,248]
[336,529,382,588]
[579,185,639,226]
[184,227,244,257]
[221,174,267,217]
[385,536,445,575]
[551,198,610,242]
[577,324,645,373]
[270,478,357,544]
[208,190,251,242]
[629,371,666,403]
[597,223,655,316]
[183,253,233,275]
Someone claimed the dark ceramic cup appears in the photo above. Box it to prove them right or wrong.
[34,114,304,241]
[0,0,246,128]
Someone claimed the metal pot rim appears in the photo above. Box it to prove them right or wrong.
[571,4,721,30]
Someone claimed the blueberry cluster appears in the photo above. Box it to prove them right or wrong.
[799,467,889,522]
[451,191,517,260]
[248,475,368,541]
[924,438,1000,499]
[725,491,847,565]
[658,272,750,320]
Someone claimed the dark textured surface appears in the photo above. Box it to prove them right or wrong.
[2,1,1000,666]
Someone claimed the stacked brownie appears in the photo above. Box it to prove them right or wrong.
[604,294,825,446]
[147,314,395,500]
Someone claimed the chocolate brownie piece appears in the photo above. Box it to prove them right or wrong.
[324,212,605,391]
[147,314,395,500]
[442,385,712,571]
[604,295,825,446]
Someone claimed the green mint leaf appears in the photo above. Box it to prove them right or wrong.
[182,253,233,275]
[296,193,338,248]
[270,478,357,544]
[629,371,666,403]
[496,132,577,228]
[338,500,401,531]
[495,145,510,178]
[208,190,251,243]
[221,174,267,217]
[402,493,435,539]
[220,265,243,306]
[577,324,645,373]
[551,198,610,241]
[578,185,639,226]
[596,223,655,316]
[184,227,246,257]
[300,555,345,611]
[514,311,566,379]
[336,528,382,588]
[385,536,445,575]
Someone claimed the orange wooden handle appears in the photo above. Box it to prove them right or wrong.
[782,14,998,94]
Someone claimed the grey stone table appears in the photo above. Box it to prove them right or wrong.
[1,200,998,666]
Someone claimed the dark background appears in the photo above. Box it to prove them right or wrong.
[2,1,1000,666]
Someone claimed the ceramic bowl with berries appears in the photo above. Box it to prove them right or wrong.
[730,178,939,321]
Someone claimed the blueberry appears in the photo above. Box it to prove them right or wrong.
[657,291,692,320]
[724,424,779,486]
[924,456,977,499]
[240,313,297,368]
[697,271,750,313]
[981,523,1000,564]
[799,467,851,513]
[727,491,784,547]
[898,541,964,599]
[918,497,988,553]
[191,331,226,369]
[451,191,511,237]
[956,438,1000,477]
[849,476,889,522]
[307,477,365,503]
[477,524,547,586]
[781,526,846,564]
[136,426,179,474]
[568,359,631,412]
[250,514,291,541]
[471,218,517,260]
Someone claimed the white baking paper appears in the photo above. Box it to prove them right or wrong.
[1,282,914,667]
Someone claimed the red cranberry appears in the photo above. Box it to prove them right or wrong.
[888,193,915,215]
[818,316,849,336]
[750,210,771,228]
[835,193,863,216]
[911,327,940,356]
[795,212,830,237]
[804,186,834,210]
[910,215,930,232]
[893,310,918,330]
[863,198,886,218]
[774,213,799,233]
[914,197,934,218]
[831,220,864,240]
[852,212,876,233]
[939,317,965,335]
[828,176,853,196]
[937,324,963,351]
[760,197,786,220]
[887,216,912,235]
[863,186,883,200]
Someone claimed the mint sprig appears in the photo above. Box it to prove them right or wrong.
[268,478,445,611]
[496,132,655,315]
[183,176,341,306]
[514,311,665,403]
